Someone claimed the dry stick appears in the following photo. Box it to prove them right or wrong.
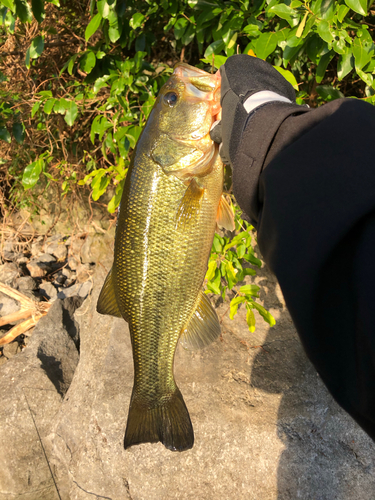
[0,283,51,344]
[0,317,40,346]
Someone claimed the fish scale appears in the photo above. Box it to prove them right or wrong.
[97,63,233,451]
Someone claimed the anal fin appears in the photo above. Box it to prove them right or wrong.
[97,267,123,318]
[179,290,221,350]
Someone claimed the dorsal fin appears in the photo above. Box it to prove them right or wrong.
[179,290,221,350]
[217,194,235,231]
[97,268,122,318]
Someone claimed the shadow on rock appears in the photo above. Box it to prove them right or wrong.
[38,351,65,397]
[250,264,375,500]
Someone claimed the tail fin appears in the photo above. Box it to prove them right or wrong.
[124,388,194,452]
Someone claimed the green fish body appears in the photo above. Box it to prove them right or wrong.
[97,63,233,451]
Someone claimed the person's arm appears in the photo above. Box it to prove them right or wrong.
[212,54,375,440]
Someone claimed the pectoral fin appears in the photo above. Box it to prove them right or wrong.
[175,178,204,230]
[97,268,123,318]
[179,290,221,350]
[217,195,235,231]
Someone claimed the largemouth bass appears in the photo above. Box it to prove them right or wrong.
[97,63,234,452]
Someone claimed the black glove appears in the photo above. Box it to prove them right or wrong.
[210,54,296,166]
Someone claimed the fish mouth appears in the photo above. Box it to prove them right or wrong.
[173,63,221,123]
[169,63,221,144]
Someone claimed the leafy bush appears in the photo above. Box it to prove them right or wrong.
[0,0,374,330]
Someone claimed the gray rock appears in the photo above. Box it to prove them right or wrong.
[57,281,93,300]
[45,261,375,500]
[0,298,82,499]
[81,233,113,264]
[37,253,56,264]
[76,263,94,283]
[15,276,38,293]
[0,292,19,319]
[45,241,68,262]
[61,268,71,279]
[67,255,80,271]
[16,254,29,264]
[2,240,17,261]
[26,253,56,278]
[26,260,50,278]
[45,234,63,244]
[14,276,39,301]
[31,241,43,257]
[39,281,58,301]
[0,262,19,284]
[1,338,21,360]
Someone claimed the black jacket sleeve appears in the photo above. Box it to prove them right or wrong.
[232,98,375,440]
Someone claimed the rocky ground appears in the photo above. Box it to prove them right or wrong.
[0,211,375,500]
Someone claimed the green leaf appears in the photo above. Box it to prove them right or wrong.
[252,302,276,327]
[92,172,109,201]
[80,51,96,74]
[0,125,10,143]
[273,66,299,90]
[97,0,110,18]
[201,54,227,69]
[204,39,225,58]
[43,98,56,114]
[296,11,308,38]
[29,35,44,59]
[108,9,121,42]
[246,306,256,333]
[12,121,24,144]
[1,0,15,12]
[344,0,367,16]
[85,13,102,41]
[352,36,373,71]
[268,3,295,18]
[67,54,78,75]
[93,75,112,93]
[268,4,298,26]
[337,4,350,22]
[15,0,32,22]
[337,48,354,80]
[22,159,43,189]
[316,85,344,101]
[317,20,333,44]
[312,0,335,20]
[31,0,44,22]
[31,100,41,117]
[229,296,245,320]
[254,32,278,60]
[205,260,217,282]
[239,284,260,297]
[64,101,78,126]
[54,98,67,114]
[130,12,145,29]
[25,47,30,69]
[316,50,334,83]
[356,68,373,87]
[182,23,195,46]
[37,89,52,97]
[108,180,125,213]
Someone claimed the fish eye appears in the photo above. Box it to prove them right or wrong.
[163,91,178,107]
